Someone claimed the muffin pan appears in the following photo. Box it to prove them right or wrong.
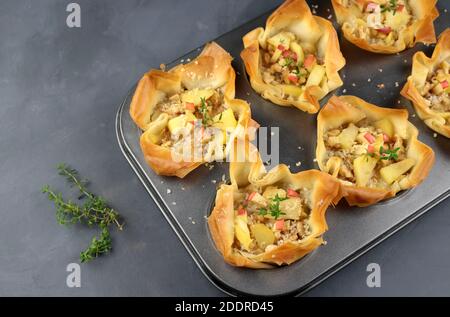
[116,0,450,296]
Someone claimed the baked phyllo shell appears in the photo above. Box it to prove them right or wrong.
[401,28,450,138]
[240,0,345,113]
[317,95,434,207]
[332,0,439,54]
[208,144,340,269]
[129,42,258,178]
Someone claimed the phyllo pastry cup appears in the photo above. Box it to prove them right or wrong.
[240,0,345,113]
[130,42,258,178]
[401,28,450,138]
[331,0,439,54]
[316,95,434,207]
[208,144,340,269]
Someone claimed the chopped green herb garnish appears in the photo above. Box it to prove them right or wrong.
[258,194,288,219]
[199,97,212,126]
[381,0,398,15]
[283,57,294,68]
[379,146,400,160]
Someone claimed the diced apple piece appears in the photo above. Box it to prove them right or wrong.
[181,88,214,105]
[168,112,196,134]
[384,10,410,30]
[263,186,287,200]
[306,64,326,87]
[146,113,170,143]
[338,123,359,149]
[212,108,237,131]
[267,32,295,48]
[279,197,302,220]
[372,134,384,154]
[248,192,267,207]
[212,108,237,143]
[235,214,252,251]
[250,224,275,251]
[374,118,394,137]
[353,155,378,187]
[380,158,415,185]
[279,84,304,97]
[270,48,283,63]
[289,42,304,64]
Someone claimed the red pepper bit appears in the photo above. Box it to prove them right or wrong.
[441,80,449,89]
[287,188,299,197]
[277,44,286,51]
[367,144,375,154]
[185,102,195,111]
[383,133,390,142]
[275,219,285,230]
[364,132,376,144]
[396,4,405,12]
[246,192,256,202]
[288,74,298,83]
[237,207,246,216]
[377,27,392,35]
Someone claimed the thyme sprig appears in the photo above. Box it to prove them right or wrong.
[42,164,123,263]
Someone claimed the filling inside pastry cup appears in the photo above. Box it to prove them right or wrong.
[129,42,258,178]
[316,95,435,207]
[208,144,340,269]
[241,0,345,113]
[331,0,439,54]
[401,28,450,138]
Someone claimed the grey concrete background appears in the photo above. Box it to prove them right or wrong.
[0,0,449,296]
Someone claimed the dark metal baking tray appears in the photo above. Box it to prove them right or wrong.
[116,0,450,296]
